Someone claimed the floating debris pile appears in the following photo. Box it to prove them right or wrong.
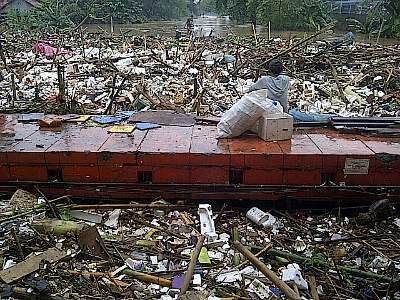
[0,28,399,117]
[0,189,399,299]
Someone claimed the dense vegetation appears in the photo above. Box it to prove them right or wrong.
[3,0,400,38]
[216,0,400,37]
[366,0,400,38]
[5,0,192,30]
[198,0,219,15]
[216,0,331,31]
[144,0,188,21]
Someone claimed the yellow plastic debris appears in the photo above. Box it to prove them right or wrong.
[145,228,158,239]
[136,240,157,247]
[66,115,91,122]
[198,247,211,264]
[108,125,135,133]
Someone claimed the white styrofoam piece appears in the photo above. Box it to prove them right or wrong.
[70,210,103,224]
[198,204,218,242]
[150,256,158,265]
[193,273,202,285]
[252,113,293,141]
[216,271,242,283]
[246,207,277,228]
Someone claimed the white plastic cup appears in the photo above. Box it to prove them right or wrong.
[246,207,276,228]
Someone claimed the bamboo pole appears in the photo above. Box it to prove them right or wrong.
[309,276,319,300]
[69,204,190,210]
[233,241,301,300]
[232,226,240,266]
[10,227,24,259]
[123,269,172,287]
[327,59,348,104]
[267,248,398,283]
[376,18,384,45]
[0,39,10,71]
[110,15,114,34]
[57,64,65,104]
[68,269,172,287]
[130,213,188,240]
[257,21,336,69]
[10,73,17,106]
[0,195,71,224]
[268,21,271,40]
[252,23,258,46]
[11,287,64,300]
[237,243,272,269]
[180,235,206,296]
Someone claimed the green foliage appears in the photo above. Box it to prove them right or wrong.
[5,0,189,31]
[97,0,144,23]
[347,17,379,35]
[198,0,218,14]
[217,0,248,23]
[381,0,400,38]
[29,0,83,29]
[59,208,72,221]
[5,9,34,31]
[216,0,330,30]
[347,0,400,38]
[143,0,188,20]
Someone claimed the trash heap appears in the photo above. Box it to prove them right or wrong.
[1,189,399,299]
[0,28,399,117]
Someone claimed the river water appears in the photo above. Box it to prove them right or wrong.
[85,15,398,45]
[86,15,251,36]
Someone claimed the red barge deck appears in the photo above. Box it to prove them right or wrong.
[1,114,399,202]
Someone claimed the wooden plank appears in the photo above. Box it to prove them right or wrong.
[190,125,229,154]
[99,130,147,153]
[0,248,67,283]
[139,126,192,153]
[307,133,374,155]
[48,126,110,152]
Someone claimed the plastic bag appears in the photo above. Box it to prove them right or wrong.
[217,89,277,138]
[267,101,284,116]
[281,263,309,290]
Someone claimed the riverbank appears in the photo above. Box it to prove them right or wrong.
[82,15,399,45]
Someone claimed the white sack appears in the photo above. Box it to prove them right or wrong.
[217,89,277,138]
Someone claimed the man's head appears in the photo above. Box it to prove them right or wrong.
[268,59,283,76]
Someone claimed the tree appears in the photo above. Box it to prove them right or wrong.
[8,0,144,29]
[143,0,188,20]
[197,0,218,15]
[98,0,144,23]
[216,0,330,30]
[29,0,88,29]
[6,0,191,31]
[380,0,400,37]
[216,0,248,23]
[348,0,400,38]
[6,9,35,31]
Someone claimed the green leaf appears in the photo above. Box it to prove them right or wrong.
[59,208,72,221]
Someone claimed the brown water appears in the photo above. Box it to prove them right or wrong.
[84,15,399,45]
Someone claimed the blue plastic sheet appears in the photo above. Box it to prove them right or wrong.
[289,109,335,123]
[135,122,161,130]
[223,55,236,64]
[116,111,136,117]
[91,115,124,124]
